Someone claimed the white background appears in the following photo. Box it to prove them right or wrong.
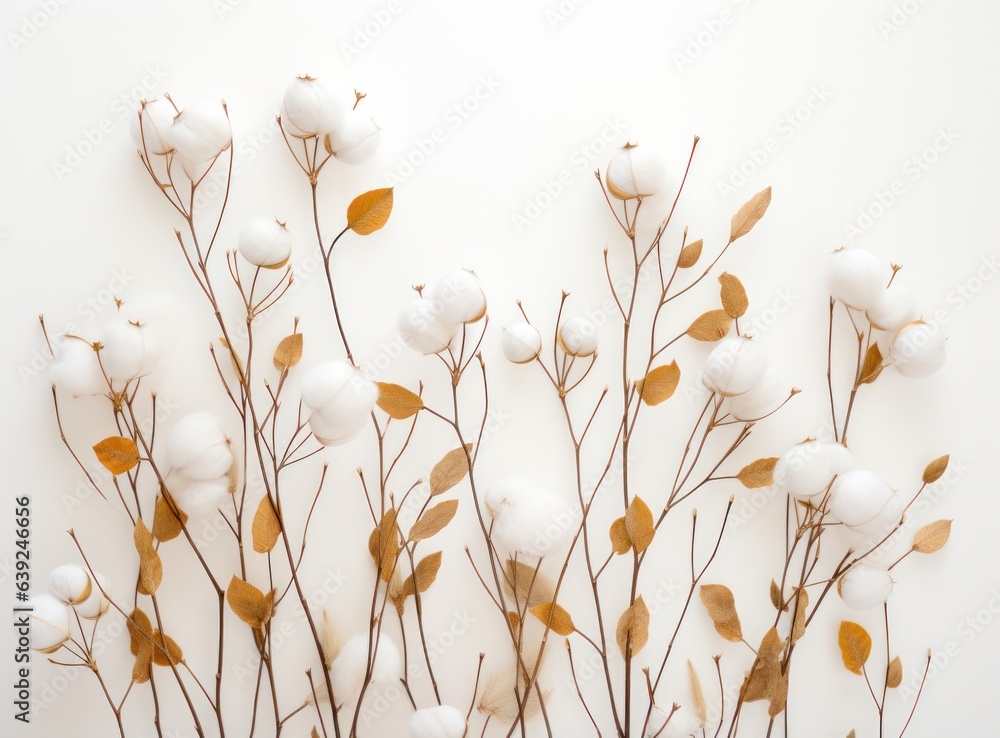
[2,0,999,736]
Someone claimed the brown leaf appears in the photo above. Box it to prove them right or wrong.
[127,608,154,684]
[151,629,183,667]
[730,186,772,243]
[152,491,187,542]
[742,628,784,704]
[507,611,521,630]
[609,517,631,555]
[859,343,884,385]
[503,560,553,608]
[133,519,162,596]
[688,660,707,728]
[405,551,442,595]
[912,519,952,554]
[389,571,407,615]
[368,508,400,582]
[346,187,394,235]
[791,588,808,644]
[625,496,655,554]
[430,444,473,496]
[530,602,575,636]
[922,454,950,484]
[838,621,872,675]
[686,310,732,342]
[700,584,742,642]
[226,576,274,630]
[718,273,749,319]
[886,655,903,689]
[847,732,857,738]
[615,596,650,658]
[678,239,703,269]
[409,499,459,542]
[93,436,140,475]
[251,495,281,554]
[218,337,245,384]
[273,333,303,371]
[635,361,681,406]
[737,457,779,489]
[311,728,321,738]
[376,382,424,420]
[769,579,783,611]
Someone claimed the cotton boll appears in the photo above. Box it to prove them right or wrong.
[866,282,917,332]
[726,371,787,421]
[331,633,402,704]
[850,491,903,536]
[838,564,894,610]
[99,319,161,384]
[130,98,176,155]
[826,248,889,310]
[828,470,898,533]
[484,477,571,556]
[302,361,377,446]
[408,705,467,738]
[325,111,381,165]
[49,338,107,396]
[282,76,351,138]
[28,594,70,653]
[890,321,946,378]
[166,101,232,179]
[606,144,666,199]
[701,337,768,397]
[558,316,598,357]
[399,298,459,355]
[49,564,92,605]
[166,412,232,479]
[238,217,292,269]
[74,572,110,620]
[170,474,233,518]
[774,441,856,501]
[427,270,487,325]
[503,322,542,364]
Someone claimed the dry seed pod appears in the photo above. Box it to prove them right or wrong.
[28,594,70,653]
[326,109,381,165]
[774,440,856,501]
[281,75,351,138]
[130,98,175,155]
[502,322,542,364]
[238,217,291,269]
[302,361,378,446]
[890,320,946,378]
[701,336,768,397]
[558,316,598,357]
[605,143,666,199]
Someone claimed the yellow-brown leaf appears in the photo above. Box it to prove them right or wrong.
[859,343,884,385]
[615,596,650,658]
[503,559,554,608]
[530,602,575,636]
[838,621,872,675]
[133,519,162,596]
[737,457,779,488]
[408,551,442,595]
[609,517,631,555]
[346,188,394,235]
[252,495,281,554]
[886,656,903,689]
[273,333,303,371]
[769,579,783,611]
[93,436,140,475]
[678,239,703,269]
[430,445,472,496]
[922,454,950,484]
[730,186,772,243]
[912,519,952,554]
[409,499,459,542]
[686,310,732,342]
[151,629,183,667]
[376,382,424,420]
[625,496,655,554]
[226,576,274,630]
[718,273,749,319]
[636,361,681,406]
[127,608,154,684]
[369,508,400,582]
[152,491,187,542]
[791,588,808,644]
[700,584,742,642]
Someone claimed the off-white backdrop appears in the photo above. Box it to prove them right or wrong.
[3,0,998,736]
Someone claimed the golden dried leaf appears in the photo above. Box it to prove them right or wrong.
[127,608,154,684]
[370,508,399,582]
[688,660,707,728]
[922,454,950,484]
[218,337,245,383]
[791,588,809,644]
[913,519,952,554]
[346,187,394,235]
[847,732,857,738]
[407,551,442,595]
[226,576,274,630]
[718,273,749,319]
[615,596,650,658]
[273,333,303,371]
[376,382,424,420]
[311,728,320,738]
[251,494,281,553]
[859,343,884,385]
[507,611,521,630]
[769,579,783,611]
[530,602,575,636]
[730,186,772,243]
[678,239,703,269]
[503,560,553,608]
[636,361,681,406]
[886,656,903,689]
[133,519,162,596]
[132,644,152,684]
[625,496,655,554]
[93,436,140,475]
[609,517,631,555]
[742,628,783,704]
[686,310,732,342]
[838,621,872,675]
[737,457,779,489]
[409,499,459,542]
[151,629,183,667]
[389,570,407,615]
[321,610,340,669]
[152,491,187,542]
[429,444,472,496]
[700,584,742,642]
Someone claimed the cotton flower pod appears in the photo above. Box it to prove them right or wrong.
[605,143,666,199]
[48,564,92,605]
[484,477,571,557]
[503,322,542,364]
[866,281,917,332]
[166,412,233,480]
[325,110,381,165]
[726,371,787,421]
[331,633,402,703]
[170,474,233,518]
[281,76,351,138]
[399,298,459,355]
[889,321,946,378]
[829,470,901,534]
[302,361,377,445]
[27,594,70,653]
[427,269,487,325]
[701,336,768,397]
[166,100,232,179]
[774,441,856,501]
[826,248,889,310]
[74,572,110,620]
[49,338,107,396]
[838,564,894,610]
[237,217,292,269]
[408,705,468,738]
[99,318,161,384]
[558,316,598,357]
[130,98,176,155]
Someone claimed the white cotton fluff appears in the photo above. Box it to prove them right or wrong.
[427,269,487,325]
[302,361,377,446]
[701,336,767,397]
[165,100,232,180]
[74,572,110,620]
[606,144,666,199]
[326,110,381,165]
[99,318,161,384]
[49,338,107,396]
[399,298,459,356]
[726,371,787,421]
[838,564,894,610]
[28,594,70,653]
[281,76,351,138]
[330,632,402,704]
[49,564,92,605]
[237,217,292,269]
[558,316,599,357]
[503,322,542,364]
[773,441,856,501]
[408,705,468,738]
[484,477,571,557]
[826,248,889,310]
[130,98,176,155]
[866,281,917,332]
[166,412,233,480]
[889,321,946,378]
[169,474,233,518]
[828,470,902,535]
